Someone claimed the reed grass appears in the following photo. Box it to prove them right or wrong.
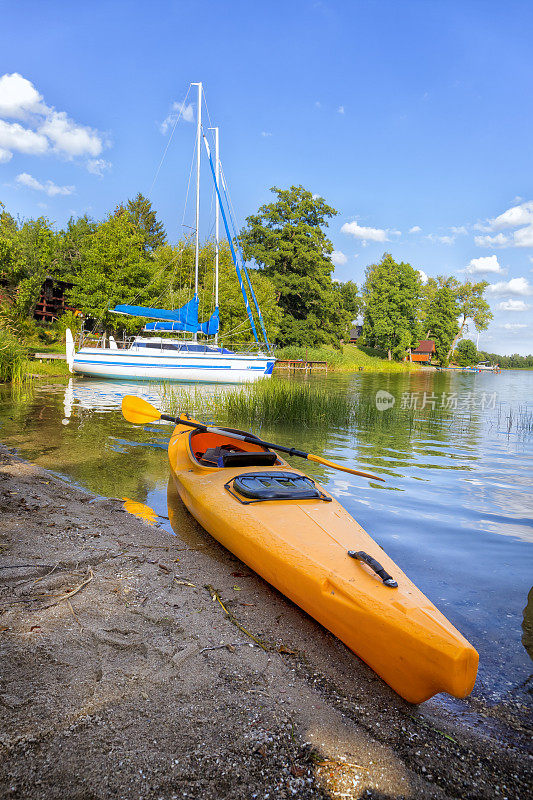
[161,378,423,429]
[0,331,30,384]
[160,378,532,438]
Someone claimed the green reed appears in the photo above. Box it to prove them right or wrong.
[159,378,532,439]
[160,378,420,429]
[0,332,30,384]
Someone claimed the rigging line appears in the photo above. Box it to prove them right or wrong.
[219,164,270,350]
[148,84,192,198]
[202,134,260,344]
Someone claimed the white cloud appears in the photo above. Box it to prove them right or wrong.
[87,158,111,177]
[426,233,455,245]
[0,72,46,119]
[331,250,347,266]
[0,73,108,163]
[261,131,272,137]
[451,225,467,235]
[39,111,103,157]
[475,201,533,249]
[418,269,428,284]
[487,277,532,296]
[16,172,74,197]
[464,255,505,275]
[500,323,527,330]
[160,100,194,133]
[337,105,345,115]
[0,147,12,163]
[490,200,533,230]
[409,225,421,233]
[0,119,48,155]
[474,232,509,247]
[498,299,530,312]
[341,220,388,243]
[513,225,533,248]
[315,101,321,108]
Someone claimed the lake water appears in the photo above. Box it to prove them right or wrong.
[1,369,531,706]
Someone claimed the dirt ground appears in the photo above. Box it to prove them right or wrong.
[0,445,531,800]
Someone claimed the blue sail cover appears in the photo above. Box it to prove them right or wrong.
[144,307,219,335]
[114,297,199,332]
[199,307,219,336]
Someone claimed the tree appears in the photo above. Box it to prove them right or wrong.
[126,192,166,253]
[56,215,97,281]
[240,185,355,346]
[12,217,60,316]
[362,254,421,360]
[446,279,493,360]
[424,281,459,367]
[67,210,163,330]
[454,339,478,366]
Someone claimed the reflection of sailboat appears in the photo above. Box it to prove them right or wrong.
[66,82,275,384]
[63,378,164,417]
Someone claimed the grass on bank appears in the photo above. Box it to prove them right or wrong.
[28,359,71,378]
[274,344,419,372]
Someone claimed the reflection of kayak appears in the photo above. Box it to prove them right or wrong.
[168,420,479,704]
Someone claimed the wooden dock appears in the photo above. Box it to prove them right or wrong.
[274,360,328,373]
[32,353,67,361]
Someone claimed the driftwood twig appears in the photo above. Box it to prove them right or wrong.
[205,585,268,651]
[39,568,94,610]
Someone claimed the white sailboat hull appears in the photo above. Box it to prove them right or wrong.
[72,347,275,383]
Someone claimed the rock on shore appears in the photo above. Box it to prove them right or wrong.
[0,445,531,799]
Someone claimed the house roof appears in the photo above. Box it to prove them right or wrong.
[413,339,436,354]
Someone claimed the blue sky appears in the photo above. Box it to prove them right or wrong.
[1,0,532,354]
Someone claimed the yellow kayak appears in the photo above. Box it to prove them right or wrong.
[168,418,478,703]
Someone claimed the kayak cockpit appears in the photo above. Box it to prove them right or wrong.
[189,429,280,469]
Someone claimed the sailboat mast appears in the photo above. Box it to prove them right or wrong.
[209,126,220,343]
[193,81,202,339]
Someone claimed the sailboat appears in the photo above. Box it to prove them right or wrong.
[66,83,275,384]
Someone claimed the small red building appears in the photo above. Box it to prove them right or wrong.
[411,340,436,363]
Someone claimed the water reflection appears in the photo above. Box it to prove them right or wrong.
[522,588,533,662]
[0,369,531,701]
[62,378,164,417]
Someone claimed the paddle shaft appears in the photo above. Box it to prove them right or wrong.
[161,412,384,481]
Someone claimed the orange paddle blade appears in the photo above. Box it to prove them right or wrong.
[121,395,161,425]
[307,454,385,482]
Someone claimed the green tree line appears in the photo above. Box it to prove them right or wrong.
[1,185,523,366]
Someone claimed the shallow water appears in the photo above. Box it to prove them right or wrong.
[1,370,531,704]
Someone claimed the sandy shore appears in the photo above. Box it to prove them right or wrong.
[0,444,531,799]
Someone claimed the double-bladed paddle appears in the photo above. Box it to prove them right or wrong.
[121,395,385,483]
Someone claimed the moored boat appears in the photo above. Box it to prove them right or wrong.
[66,82,274,383]
[67,334,274,383]
[167,416,479,704]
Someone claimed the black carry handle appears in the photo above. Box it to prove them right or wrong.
[348,550,398,588]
